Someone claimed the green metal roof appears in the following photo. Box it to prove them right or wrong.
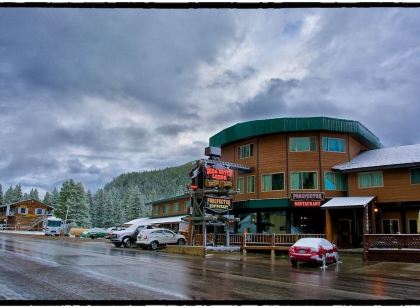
[209,117,382,149]
[234,198,290,211]
[146,194,190,206]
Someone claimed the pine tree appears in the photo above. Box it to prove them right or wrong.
[0,184,3,205]
[14,184,23,202]
[43,192,52,206]
[3,186,14,204]
[23,192,29,200]
[29,188,40,201]
[56,179,91,228]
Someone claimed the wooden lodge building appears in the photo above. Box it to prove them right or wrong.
[146,195,190,236]
[206,117,420,249]
[0,199,54,231]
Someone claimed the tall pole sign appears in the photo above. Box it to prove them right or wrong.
[188,146,250,251]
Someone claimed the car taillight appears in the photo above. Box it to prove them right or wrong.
[143,235,148,239]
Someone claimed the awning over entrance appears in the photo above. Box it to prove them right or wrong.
[147,215,189,225]
[321,196,375,209]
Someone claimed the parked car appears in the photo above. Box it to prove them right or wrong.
[105,226,125,239]
[80,228,108,239]
[111,223,154,248]
[288,238,339,267]
[137,228,187,250]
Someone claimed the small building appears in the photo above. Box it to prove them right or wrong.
[147,194,190,235]
[0,199,54,230]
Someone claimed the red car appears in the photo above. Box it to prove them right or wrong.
[289,238,339,267]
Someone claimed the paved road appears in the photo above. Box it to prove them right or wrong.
[0,233,419,302]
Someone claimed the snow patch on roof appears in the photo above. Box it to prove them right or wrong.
[334,143,420,171]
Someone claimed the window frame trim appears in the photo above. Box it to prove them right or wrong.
[290,170,319,191]
[17,207,28,215]
[238,143,254,159]
[236,176,245,194]
[289,136,317,152]
[409,167,420,185]
[323,171,348,191]
[35,208,45,216]
[322,136,346,153]
[382,218,400,234]
[358,171,384,188]
[247,175,256,194]
[261,172,286,192]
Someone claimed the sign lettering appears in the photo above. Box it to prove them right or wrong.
[291,192,324,201]
[205,196,233,213]
[293,201,322,207]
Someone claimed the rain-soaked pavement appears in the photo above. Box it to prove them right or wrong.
[0,233,419,302]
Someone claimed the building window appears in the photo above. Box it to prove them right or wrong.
[262,173,285,192]
[174,202,180,212]
[17,207,28,215]
[247,175,255,193]
[289,137,316,152]
[322,137,346,153]
[291,172,318,190]
[383,219,399,234]
[184,201,190,211]
[358,171,383,188]
[35,208,44,216]
[238,144,253,159]
[163,204,169,214]
[410,168,420,184]
[236,177,244,194]
[324,172,348,191]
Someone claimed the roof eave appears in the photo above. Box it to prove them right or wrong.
[333,162,420,173]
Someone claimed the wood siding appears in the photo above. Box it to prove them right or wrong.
[152,197,190,218]
[348,168,420,203]
[220,131,358,202]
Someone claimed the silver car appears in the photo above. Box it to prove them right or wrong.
[137,228,186,250]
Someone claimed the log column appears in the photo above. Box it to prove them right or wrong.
[325,209,333,242]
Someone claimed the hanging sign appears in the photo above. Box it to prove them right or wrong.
[203,166,234,189]
[291,192,324,207]
[205,196,233,213]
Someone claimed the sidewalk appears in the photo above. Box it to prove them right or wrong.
[0,230,44,236]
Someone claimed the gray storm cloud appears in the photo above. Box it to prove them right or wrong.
[1,8,420,194]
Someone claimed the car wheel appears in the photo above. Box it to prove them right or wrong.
[150,241,159,250]
[114,242,122,248]
[290,259,298,267]
[123,237,132,248]
[177,238,186,245]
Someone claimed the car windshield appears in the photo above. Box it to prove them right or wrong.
[47,220,61,227]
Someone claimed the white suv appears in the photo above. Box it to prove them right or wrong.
[137,228,186,250]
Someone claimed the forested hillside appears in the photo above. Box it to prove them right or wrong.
[1,162,193,228]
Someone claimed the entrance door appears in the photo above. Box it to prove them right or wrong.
[339,219,352,248]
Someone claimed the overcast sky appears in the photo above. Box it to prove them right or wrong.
[1,8,420,195]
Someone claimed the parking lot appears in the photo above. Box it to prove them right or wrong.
[0,232,419,302]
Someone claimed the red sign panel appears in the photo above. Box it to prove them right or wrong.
[293,201,322,207]
[204,166,233,188]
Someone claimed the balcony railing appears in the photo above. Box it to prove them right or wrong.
[193,233,326,246]
[364,234,420,250]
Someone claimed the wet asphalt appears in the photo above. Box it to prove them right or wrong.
[0,233,419,302]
